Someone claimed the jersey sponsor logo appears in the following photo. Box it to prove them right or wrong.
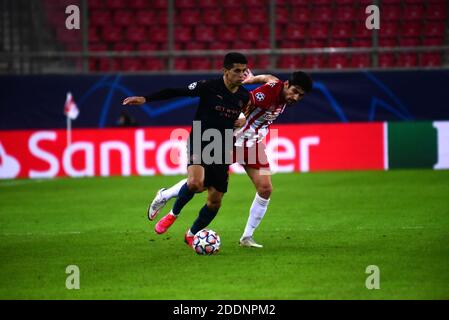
[268,81,277,88]
[188,82,197,90]
[255,92,265,102]
[263,112,279,121]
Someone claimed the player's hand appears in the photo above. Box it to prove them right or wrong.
[242,68,255,84]
[234,117,246,128]
[122,96,146,106]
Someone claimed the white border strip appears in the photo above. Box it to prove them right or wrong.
[383,122,389,171]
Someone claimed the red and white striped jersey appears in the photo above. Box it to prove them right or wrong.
[234,80,287,147]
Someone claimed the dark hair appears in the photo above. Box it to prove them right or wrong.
[223,52,248,69]
[289,71,313,93]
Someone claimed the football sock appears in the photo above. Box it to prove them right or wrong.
[190,204,219,235]
[172,183,195,216]
[161,178,187,201]
[241,193,270,239]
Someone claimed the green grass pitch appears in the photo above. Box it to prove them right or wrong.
[0,169,448,299]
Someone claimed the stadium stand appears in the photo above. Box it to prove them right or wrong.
[1,0,448,73]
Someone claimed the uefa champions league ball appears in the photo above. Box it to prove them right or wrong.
[192,229,221,255]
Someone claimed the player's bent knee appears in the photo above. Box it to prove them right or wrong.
[207,200,221,211]
[187,180,204,193]
[257,184,272,199]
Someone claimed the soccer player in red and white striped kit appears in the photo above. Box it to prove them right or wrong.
[149,70,313,248]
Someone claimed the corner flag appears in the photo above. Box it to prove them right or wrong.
[64,92,79,120]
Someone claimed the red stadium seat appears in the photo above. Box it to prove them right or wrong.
[379,22,399,38]
[291,7,311,23]
[245,0,267,7]
[303,55,327,69]
[99,58,121,72]
[332,23,353,39]
[89,43,108,51]
[148,26,167,43]
[137,43,159,51]
[240,25,260,42]
[383,5,401,21]
[403,5,425,21]
[399,37,421,47]
[304,39,326,48]
[352,38,371,47]
[184,42,206,51]
[202,9,222,25]
[378,53,395,68]
[178,10,201,26]
[113,42,134,51]
[231,41,253,49]
[174,58,189,70]
[88,0,103,9]
[354,24,371,39]
[277,55,302,69]
[426,4,447,20]
[126,26,147,43]
[208,42,229,50]
[151,0,168,9]
[335,6,355,22]
[222,0,240,7]
[195,26,215,42]
[224,10,246,25]
[189,57,211,70]
[328,39,349,48]
[255,40,270,49]
[211,57,223,70]
[400,22,422,37]
[279,40,300,49]
[156,10,168,25]
[382,0,401,4]
[105,0,126,9]
[422,37,444,46]
[379,38,397,47]
[275,7,289,25]
[283,24,306,41]
[289,0,308,5]
[122,58,142,71]
[175,0,196,8]
[129,0,148,9]
[174,26,192,43]
[255,55,271,69]
[397,53,418,67]
[143,58,165,71]
[351,54,371,68]
[247,8,268,25]
[216,26,237,42]
[89,10,111,26]
[101,26,123,43]
[424,22,445,37]
[88,27,100,43]
[312,6,333,22]
[329,54,349,69]
[420,53,441,67]
[197,0,218,8]
[308,23,329,39]
[136,11,157,26]
[113,10,134,26]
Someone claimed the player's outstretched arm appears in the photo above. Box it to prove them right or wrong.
[242,69,279,85]
[123,82,204,106]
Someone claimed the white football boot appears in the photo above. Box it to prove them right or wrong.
[239,237,263,248]
[147,188,167,221]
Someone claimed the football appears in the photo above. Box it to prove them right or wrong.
[192,229,221,255]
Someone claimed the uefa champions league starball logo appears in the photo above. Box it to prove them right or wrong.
[255,92,265,102]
